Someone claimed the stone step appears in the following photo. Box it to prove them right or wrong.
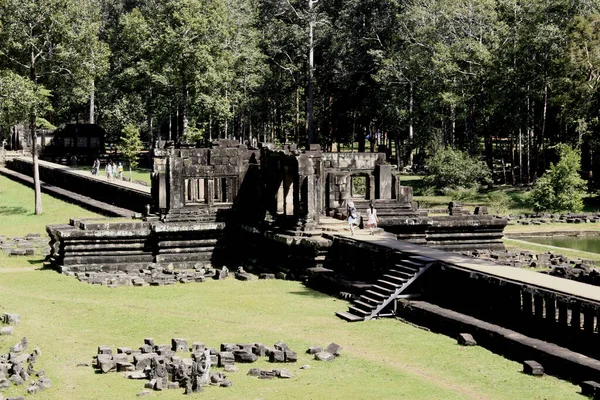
[349,305,371,316]
[384,273,410,284]
[354,300,377,310]
[359,295,380,305]
[371,284,395,294]
[387,270,414,280]
[365,289,388,299]
[377,279,402,289]
[335,311,364,322]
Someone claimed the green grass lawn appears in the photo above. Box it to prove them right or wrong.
[0,172,586,399]
[0,175,103,237]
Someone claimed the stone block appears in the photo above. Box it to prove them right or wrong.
[325,343,342,356]
[144,338,155,347]
[0,327,13,336]
[247,367,262,377]
[116,362,135,372]
[171,338,188,352]
[218,352,235,367]
[306,346,322,355]
[233,350,258,363]
[274,341,290,351]
[580,380,600,397]
[112,353,130,363]
[269,350,285,363]
[191,342,205,352]
[224,364,238,373]
[220,343,238,352]
[139,344,153,354]
[278,368,293,378]
[252,343,266,357]
[97,346,112,355]
[284,350,297,363]
[314,351,335,362]
[457,333,477,346]
[125,371,147,379]
[523,360,544,376]
[2,314,20,325]
[117,347,132,355]
[98,359,115,373]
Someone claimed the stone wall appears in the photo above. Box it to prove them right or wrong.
[7,157,151,213]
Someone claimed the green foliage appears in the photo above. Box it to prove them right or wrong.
[119,123,142,171]
[423,147,492,193]
[487,191,511,215]
[442,186,479,202]
[528,145,588,212]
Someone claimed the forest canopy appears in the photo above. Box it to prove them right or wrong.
[2,0,600,184]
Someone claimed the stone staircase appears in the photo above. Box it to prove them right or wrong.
[336,254,435,322]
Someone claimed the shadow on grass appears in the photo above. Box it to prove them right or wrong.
[289,287,331,299]
[0,206,28,216]
[27,258,45,266]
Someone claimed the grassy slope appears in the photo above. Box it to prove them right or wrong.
[0,176,585,400]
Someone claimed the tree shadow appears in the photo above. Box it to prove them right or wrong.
[288,287,331,299]
[0,206,28,216]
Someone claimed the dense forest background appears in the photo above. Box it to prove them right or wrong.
[3,0,600,185]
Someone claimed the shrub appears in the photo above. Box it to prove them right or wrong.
[528,144,587,212]
[487,191,511,215]
[443,186,479,201]
[423,147,492,193]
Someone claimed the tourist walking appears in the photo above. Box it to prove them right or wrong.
[91,158,100,176]
[112,161,117,180]
[106,161,113,181]
[117,162,124,180]
[366,202,379,235]
[347,201,358,235]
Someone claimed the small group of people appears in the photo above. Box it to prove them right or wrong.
[91,158,123,181]
[347,200,379,235]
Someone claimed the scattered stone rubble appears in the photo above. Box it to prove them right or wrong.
[93,338,301,395]
[506,212,600,225]
[67,264,284,287]
[463,248,600,286]
[307,342,342,362]
[0,234,49,257]
[0,314,51,398]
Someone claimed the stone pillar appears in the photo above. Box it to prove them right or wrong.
[533,294,544,319]
[207,178,215,206]
[557,300,568,326]
[544,296,556,324]
[375,164,392,199]
[583,308,595,333]
[522,291,533,316]
[571,303,582,330]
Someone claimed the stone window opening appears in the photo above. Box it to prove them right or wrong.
[184,178,207,204]
[350,175,368,199]
[214,177,237,204]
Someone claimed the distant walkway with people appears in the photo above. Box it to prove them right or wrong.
[1,157,151,215]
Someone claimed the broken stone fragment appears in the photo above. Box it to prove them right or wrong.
[9,374,24,385]
[217,352,235,367]
[117,347,132,355]
[224,364,238,373]
[325,343,342,356]
[171,338,187,352]
[124,371,147,380]
[457,333,477,346]
[284,350,297,363]
[0,327,13,336]
[97,346,112,355]
[98,359,115,373]
[136,391,151,397]
[273,341,290,351]
[2,314,20,325]
[191,342,205,352]
[306,346,322,354]
[232,350,258,363]
[278,368,293,378]
[523,360,544,376]
[269,350,285,363]
[314,351,335,362]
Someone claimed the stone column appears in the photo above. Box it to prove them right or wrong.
[544,295,556,324]
[522,291,533,316]
[571,303,582,330]
[375,164,392,199]
[557,300,568,326]
[583,308,595,333]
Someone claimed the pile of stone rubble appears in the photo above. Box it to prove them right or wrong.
[0,313,51,400]
[0,234,49,257]
[69,265,282,287]
[506,212,600,225]
[93,337,342,396]
[464,248,600,286]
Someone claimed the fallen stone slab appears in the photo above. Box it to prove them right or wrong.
[306,346,322,355]
[0,327,13,336]
[2,314,20,325]
[580,380,600,398]
[523,360,544,376]
[325,343,342,356]
[314,351,335,362]
[457,333,477,346]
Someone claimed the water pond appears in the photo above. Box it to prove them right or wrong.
[522,236,600,254]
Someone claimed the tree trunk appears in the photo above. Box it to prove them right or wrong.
[89,79,95,124]
[408,83,414,166]
[182,82,189,137]
[30,50,42,215]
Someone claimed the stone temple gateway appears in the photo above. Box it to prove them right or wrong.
[46,140,505,274]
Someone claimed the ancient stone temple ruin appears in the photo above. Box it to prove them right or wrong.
[46,140,506,275]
